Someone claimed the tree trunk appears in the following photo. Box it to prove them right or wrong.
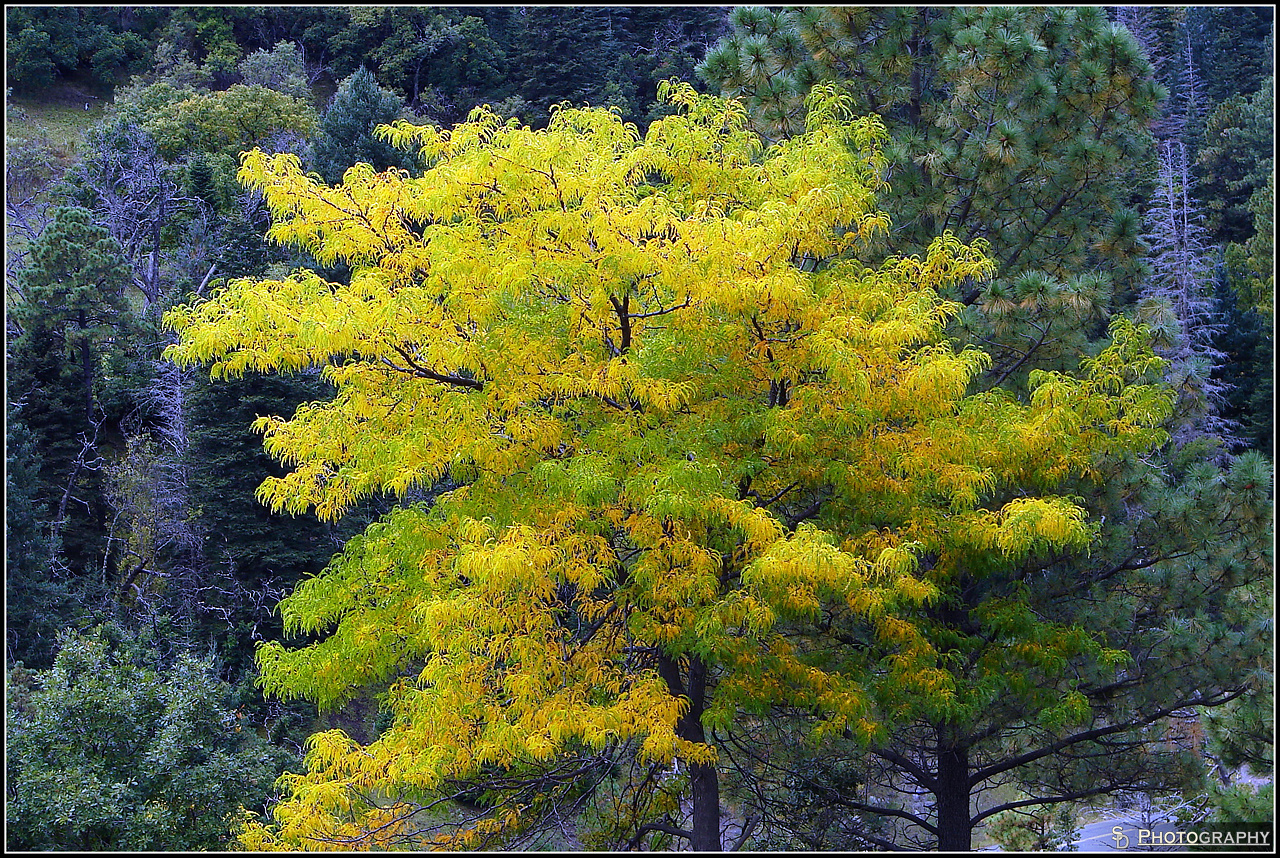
[908,11,923,128]
[658,652,722,851]
[935,742,972,851]
[688,757,721,851]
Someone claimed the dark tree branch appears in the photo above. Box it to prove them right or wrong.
[969,687,1250,788]
[626,821,693,850]
[627,296,692,320]
[970,782,1133,827]
[729,814,760,851]
[871,745,937,792]
[785,492,830,530]
[384,346,483,390]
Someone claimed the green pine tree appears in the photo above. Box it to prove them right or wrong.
[700,7,1163,392]
[312,66,412,186]
[697,10,1272,849]
[4,406,75,668]
[1195,79,1274,244]
[8,207,144,608]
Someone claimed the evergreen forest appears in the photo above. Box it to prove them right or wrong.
[4,6,1274,852]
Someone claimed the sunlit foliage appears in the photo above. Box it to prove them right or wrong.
[165,82,1172,849]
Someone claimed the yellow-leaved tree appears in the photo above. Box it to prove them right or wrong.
[165,82,1172,850]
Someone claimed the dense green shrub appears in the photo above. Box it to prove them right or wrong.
[5,624,295,851]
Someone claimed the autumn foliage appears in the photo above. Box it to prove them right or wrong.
[165,82,1172,849]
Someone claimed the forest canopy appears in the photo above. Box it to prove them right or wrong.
[5,5,1274,852]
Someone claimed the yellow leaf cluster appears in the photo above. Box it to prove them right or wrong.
[161,79,1173,850]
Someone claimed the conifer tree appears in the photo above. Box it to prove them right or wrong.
[699,7,1163,392]
[11,206,137,421]
[5,406,70,667]
[312,66,411,186]
[699,11,1272,847]
[1184,6,1275,107]
[167,83,1177,851]
[1195,80,1274,245]
[7,207,144,662]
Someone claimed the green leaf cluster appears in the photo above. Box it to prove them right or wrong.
[5,624,294,851]
[143,84,317,162]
